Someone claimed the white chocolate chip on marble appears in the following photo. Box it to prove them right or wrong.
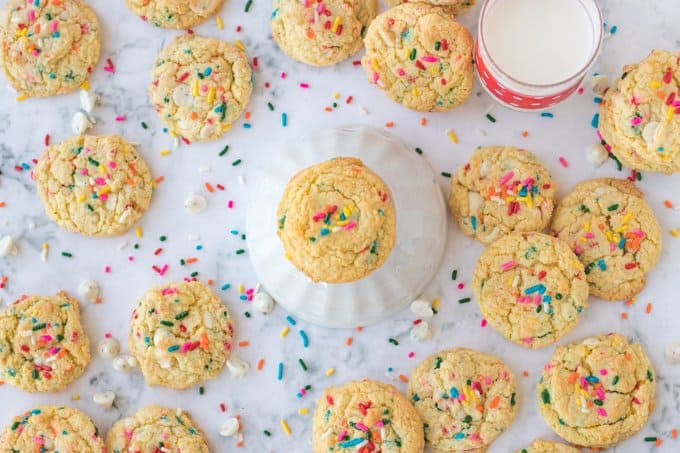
[642,121,659,146]
[112,354,138,373]
[184,194,207,214]
[99,338,121,359]
[226,357,250,378]
[72,111,94,135]
[589,74,609,96]
[80,90,98,113]
[252,290,275,314]
[410,299,433,318]
[78,280,100,303]
[219,417,240,437]
[93,390,116,409]
[410,321,432,342]
[0,235,18,257]
[666,341,680,364]
[586,143,608,167]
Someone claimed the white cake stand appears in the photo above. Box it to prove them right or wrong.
[245,127,448,328]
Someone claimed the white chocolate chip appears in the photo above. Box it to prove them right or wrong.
[642,121,659,146]
[112,354,138,373]
[184,194,207,214]
[99,338,120,359]
[226,357,250,378]
[72,111,94,135]
[78,280,100,303]
[586,143,608,167]
[588,74,609,96]
[410,299,433,318]
[80,90,98,113]
[252,291,275,314]
[93,390,116,409]
[409,321,432,342]
[172,85,192,107]
[666,341,680,364]
[219,417,240,437]
[0,235,18,257]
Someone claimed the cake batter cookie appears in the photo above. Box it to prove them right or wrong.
[312,380,424,452]
[473,232,588,348]
[129,281,234,389]
[106,405,209,453]
[537,333,656,448]
[450,146,556,244]
[385,0,477,16]
[0,0,100,98]
[34,134,153,237]
[276,157,396,284]
[551,178,661,301]
[271,0,378,66]
[516,439,581,453]
[361,3,473,112]
[408,348,518,451]
[598,50,680,174]
[124,0,224,29]
[0,292,90,393]
[149,34,252,142]
[0,406,104,452]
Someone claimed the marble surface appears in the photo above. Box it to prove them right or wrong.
[0,0,678,451]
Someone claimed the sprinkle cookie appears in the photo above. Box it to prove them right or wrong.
[598,49,680,174]
[276,157,396,284]
[124,0,224,29]
[149,34,253,142]
[385,0,477,16]
[449,146,556,244]
[106,405,209,453]
[472,232,588,348]
[0,292,90,393]
[0,406,104,452]
[34,134,153,237]
[0,0,100,98]
[516,439,581,453]
[408,348,518,451]
[551,178,661,301]
[537,333,656,448]
[129,281,234,389]
[271,0,378,66]
[312,380,424,452]
[362,3,473,112]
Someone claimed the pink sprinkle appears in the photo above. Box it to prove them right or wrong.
[559,156,569,167]
[375,420,384,428]
[578,87,584,94]
[108,161,117,168]
[630,116,642,126]
[421,55,439,62]
[161,287,177,295]
[180,342,193,353]
[373,71,379,84]
[50,20,58,32]
[408,351,415,358]
[480,319,487,327]
[522,337,534,344]
[27,9,35,21]
[574,245,583,255]
[597,407,607,417]
[299,83,310,89]
[499,171,514,185]
[343,220,357,231]
[457,283,464,290]
[582,232,595,239]
[500,260,517,271]
[280,72,287,79]
[337,430,347,441]
[228,200,234,208]
[94,177,106,185]
[124,430,133,441]
[39,335,52,342]
[33,436,44,445]
[115,116,126,122]
[128,256,133,261]
[355,422,368,432]
[104,333,112,338]
[104,266,111,273]
[397,68,406,77]
[599,369,608,375]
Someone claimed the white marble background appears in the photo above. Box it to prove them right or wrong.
[0,0,679,451]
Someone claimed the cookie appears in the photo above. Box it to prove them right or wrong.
[551,178,661,301]
[516,439,581,453]
[449,146,556,244]
[472,232,588,348]
[149,34,253,142]
[106,405,209,453]
[0,406,104,452]
[276,157,396,284]
[385,0,476,16]
[408,348,518,451]
[0,292,90,393]
[537,333,656,448]
[0,0,100,98]
[124,0,224,29]
[271,0,378,66]
[33,134,153,237]
[129,281,234,389]
[361,3,473,112]
[312,379,424,452]
[598,49,680,174]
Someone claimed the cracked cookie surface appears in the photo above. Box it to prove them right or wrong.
[598,49,680,174]
[106,405,209,453]
[536,333,655,448]
[0,405,104,452]
[516,439,581,453]
[473,232,588,349]
[0,292,90,393]
[450,146,556,244]
[276,157,396,283]
[385,0,476,16]
[149,34,252,142]
[551,178,661,301]
[312,379,424,452]
[271,0,377,66]
[129,281,234,390]
[361,2,473,112]
[34,134,153,237]
[0,0,100,97]
[408,348,518,452]
[124,0,224,29]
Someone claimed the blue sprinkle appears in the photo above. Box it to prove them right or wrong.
[21,163,30,170]
[449,387,459,398]
[204,67,212,76]
[387,367,393,372]
[594,97,602,104]
[281,113,287,127]
[610,25,618,34]
[586,375,600,383]
[299,330,309,348]
[167,345,180,352]
[286,315,297,326]
[597,259,606,271]
[221,283,231,291]
[230,230,239,235]
[618,237,625,249]
[542,295,552,303]
[591,113,599,128]
[454,432,465,440]
[243,123,252,129]
[214,105,225,113]
[338,439,364,448]
[470,215,477,231]
[540,112,554,118]
[195,244,203,250]
[277,362,284,380]
[525,284,546,295]
[320,228,330,236]
[52,31,59,38]
[239,294,247,301]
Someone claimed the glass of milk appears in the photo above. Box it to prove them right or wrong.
[476,0,603,110]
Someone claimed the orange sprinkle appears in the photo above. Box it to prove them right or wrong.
[625,352,633,360]
[489,395,500,409]
[356,326,363,332]
[206,279,214,285]
[476,404,484,413]
[656,438,662,447]
[185,257,198,264]
[521,131,529,137]
[420,117,427,126]
[567,372,579,384]
[645,303,653,314]
[671,428,677,439]
[0,202,5,208]
[664,200,674,209]
[245,111,251,120]
[154,176,165,184]
[385,121,394,128]
[238,341,249,347]
[522,370,529,377]
[621,312,628,319]
[305,28,315,39]
[345,337,353,346]
[257,358,265,370]
[200,332,209,351]
[324,107,333,112]
[205,182,215,192]
[236,441,244,447]
[398,374,408,383]
[625,297,636,306]
[190,111,198,120]
[371,430,382,443]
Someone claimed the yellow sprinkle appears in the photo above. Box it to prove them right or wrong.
[326,368,335,376]
[332,92,341,100]
[447,129,459,144]
[207,87,216,104]
[80,80,90,91]
[280,419,292,436]
[159,149,171,156]
[331,16,342,33]
[525,195,533,209]
[238,284,245,294]
[649,81,662,89]
[15,94,27,102]
[285,253,291,261]
[192,79,199,97]
[72,394,80,401]
[280,326,290,337]
[135,226,143,238]
[621,211,633,224]
[77,194,86,202]
[235,39,245,51]
[584,221,590,232]
[671,229,679,238]
[412,87,419,97]
[666,106,675,122]
[42,243,49,250]
[297,408,309,415]
[371,58,380,71]
[216,15,224,29]
[222,123,233,132]
[432,298,440,310]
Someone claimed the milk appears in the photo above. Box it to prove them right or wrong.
[483,0,596,85]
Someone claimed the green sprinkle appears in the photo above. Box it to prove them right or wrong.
[388,338,399,346]
[232,159,242,166]
[236,249,245,255]
[409,48,417,60]
[612,375,619,385]
[607,203,619,211]
[451,269,458,280]
[175,311,189,320]
[644,437,658,442]
[244,311,251,318]
[10,422,19,431]
[415,147,423,154]
[190,271,198,278]
[264,430,271,437]
[61,252,72,258]
[541,388,551,404]
[647,369,654,382]
[32,323,46,331]
[199,386,204,395]
[441,172,452,178]
[87,157,100,166]
[298,358,308,371]
[485,114,496,123]
[160,320,174,327]
[244,0,253,12]
[32,369,39,379]
[160,235,167,241]
[510,392,516,406]
[434,41,441,51]
[267,102,274,111]
[219,145,230,156]
[141,122,148,129]
[458,297,471,304]
[434,357,442,369]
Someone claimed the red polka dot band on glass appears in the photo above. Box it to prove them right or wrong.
[476,0,603,111]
